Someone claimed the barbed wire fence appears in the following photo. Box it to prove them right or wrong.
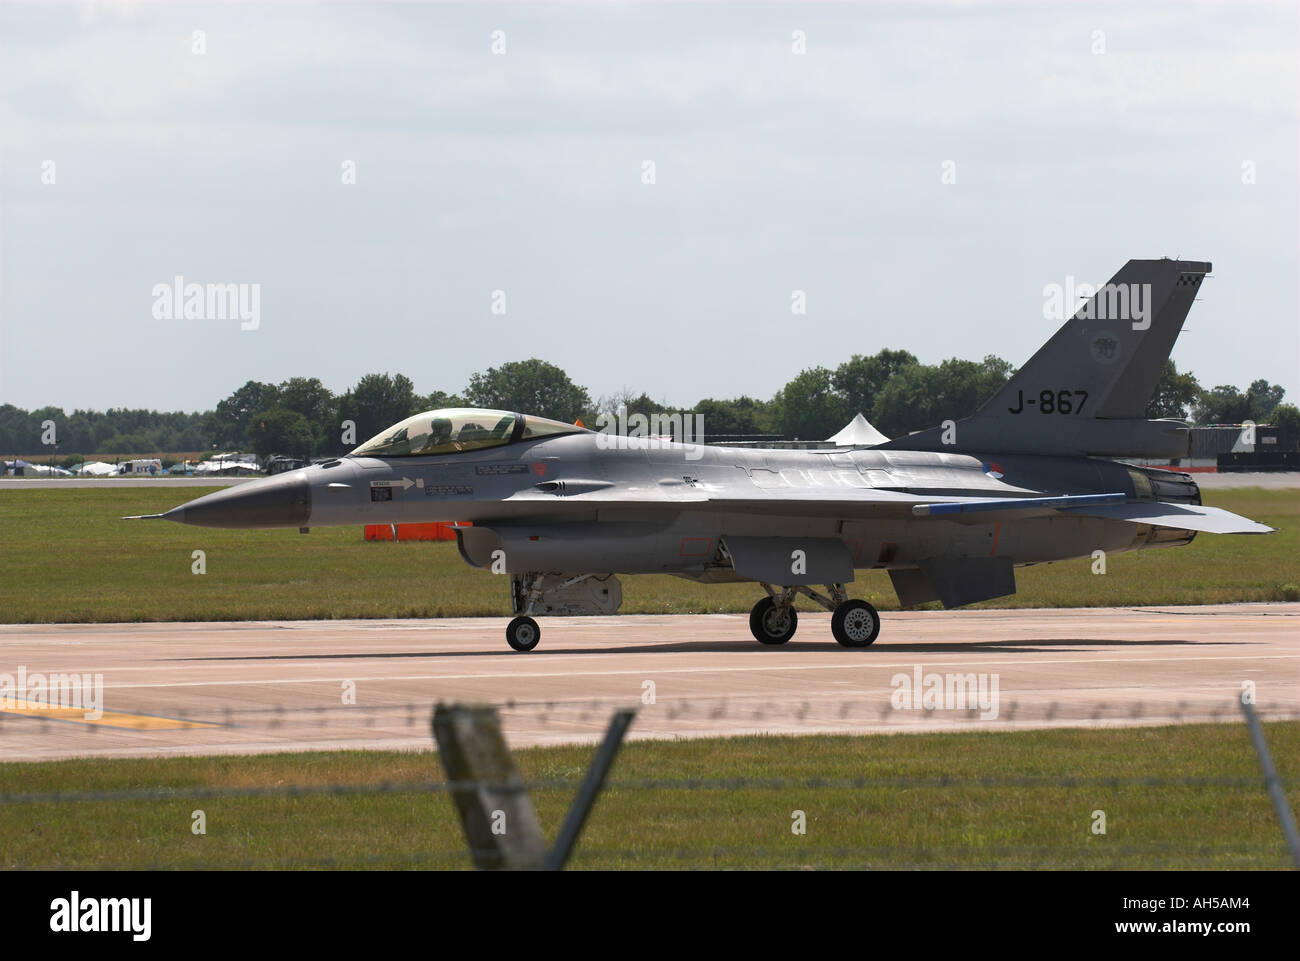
[6,691,1297,733]
[1,696,1297,870]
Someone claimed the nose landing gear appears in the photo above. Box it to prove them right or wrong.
[506,615,541,652]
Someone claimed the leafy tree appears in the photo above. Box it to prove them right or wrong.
[337,373,418,450]
[1145,359,1202,420]
[691,396,775,439]
[277,377,335,423]
[246,408,316,458]
[832,349,918,418]
[465,359,591,421]
[1245,379,1286,422]
[871,355,1014,437]
[27,406,68,452]
[1193,385,1250,425]
[173,423,207,452]
[97,432,154,455]
[275,377,337,454]
[66,410,107,452]
[972,354,1017,401]
[209,381,279,448]
[1193,380,1287,425]
[0,404,36,453]
[772,367,850,440]
[200,412,227,451]
[583,390,679,432]
[592,390,673,419]
[1270,403,1300,450]
[416,390,467,412]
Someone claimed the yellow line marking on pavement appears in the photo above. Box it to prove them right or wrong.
[0,697,218,729]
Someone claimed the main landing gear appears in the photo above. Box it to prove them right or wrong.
[747,583,881,648]
[749,595,798,645]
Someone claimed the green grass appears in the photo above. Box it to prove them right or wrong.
[3,723,1295,869]
[0,487,1296,623]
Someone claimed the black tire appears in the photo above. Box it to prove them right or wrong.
[506,615,541,652]
[749,596,798,645]
[831,599,880,648]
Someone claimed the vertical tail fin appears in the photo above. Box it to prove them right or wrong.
[981,258,1209,419]
[884,258,1210,458]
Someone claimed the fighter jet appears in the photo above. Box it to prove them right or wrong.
[130,259,1273,651]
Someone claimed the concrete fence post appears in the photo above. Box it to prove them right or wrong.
[432,703,547,870]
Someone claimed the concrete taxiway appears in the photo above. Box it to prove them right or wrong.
[1,604,1296,762]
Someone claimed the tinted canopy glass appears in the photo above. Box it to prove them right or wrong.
[350,408,584,458]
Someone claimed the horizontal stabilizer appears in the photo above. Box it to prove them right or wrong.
[1064,501,1276,534]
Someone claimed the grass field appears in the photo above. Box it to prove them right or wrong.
[3,722,1295,869]
[0,487,1296,623]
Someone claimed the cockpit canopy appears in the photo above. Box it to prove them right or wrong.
[349,408,587,458]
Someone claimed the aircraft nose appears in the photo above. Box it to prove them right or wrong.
[163,472,312,529]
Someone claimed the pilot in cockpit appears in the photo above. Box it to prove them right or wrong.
[427,416,455,452]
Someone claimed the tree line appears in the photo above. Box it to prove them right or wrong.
[2,354,1295,458]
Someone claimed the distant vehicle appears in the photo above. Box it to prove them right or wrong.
[132,259,1274,652]
[117,459,162,476]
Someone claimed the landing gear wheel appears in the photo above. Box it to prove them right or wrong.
[506,615,541,652]
[831,600,880,648]
[749,596,798,645]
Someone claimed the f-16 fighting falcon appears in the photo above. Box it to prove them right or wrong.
[130,259,1273,651]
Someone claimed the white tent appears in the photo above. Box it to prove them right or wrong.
[195,452,262,475]
[827,413,890,448]
[75,461,118,477]
[21,463,74,476]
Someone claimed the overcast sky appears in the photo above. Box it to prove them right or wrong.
[1,1,1296,414]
